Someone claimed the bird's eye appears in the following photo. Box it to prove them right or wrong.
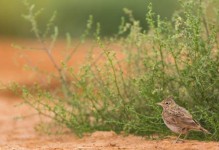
[165,102,169,105]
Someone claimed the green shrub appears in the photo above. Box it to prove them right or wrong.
[11,0,219,140]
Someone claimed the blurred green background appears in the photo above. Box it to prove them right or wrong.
[0,0,178,38]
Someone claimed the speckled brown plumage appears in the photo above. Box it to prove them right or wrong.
[157,97,210,143]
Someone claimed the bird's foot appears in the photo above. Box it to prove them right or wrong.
[173,138,185,144]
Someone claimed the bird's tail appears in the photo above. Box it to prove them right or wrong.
[200,126,211,134]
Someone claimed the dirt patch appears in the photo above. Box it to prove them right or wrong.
[0,38,219,149]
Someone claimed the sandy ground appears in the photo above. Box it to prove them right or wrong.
[0,38,219,150]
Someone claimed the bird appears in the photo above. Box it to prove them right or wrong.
[157,96,210,143]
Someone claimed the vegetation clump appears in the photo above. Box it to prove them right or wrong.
[10,0,219,140]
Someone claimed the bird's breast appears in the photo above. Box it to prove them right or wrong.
[163,118,181,134]
[162,111,182,134]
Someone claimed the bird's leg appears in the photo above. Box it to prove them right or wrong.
[174,132,182,143]
[183,132,189,140]
[174,128,188,143]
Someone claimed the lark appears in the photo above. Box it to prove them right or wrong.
[157,97,210,143]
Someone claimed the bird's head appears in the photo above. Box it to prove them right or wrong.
[157,96,176,109]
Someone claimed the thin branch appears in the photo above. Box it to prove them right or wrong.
[64,42,81,63]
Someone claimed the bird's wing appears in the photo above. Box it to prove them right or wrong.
[177,106,193,118]
[170,106,200,128]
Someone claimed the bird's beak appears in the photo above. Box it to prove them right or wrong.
[157,102,162,106]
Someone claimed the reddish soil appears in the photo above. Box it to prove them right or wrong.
[0,38,219,150]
